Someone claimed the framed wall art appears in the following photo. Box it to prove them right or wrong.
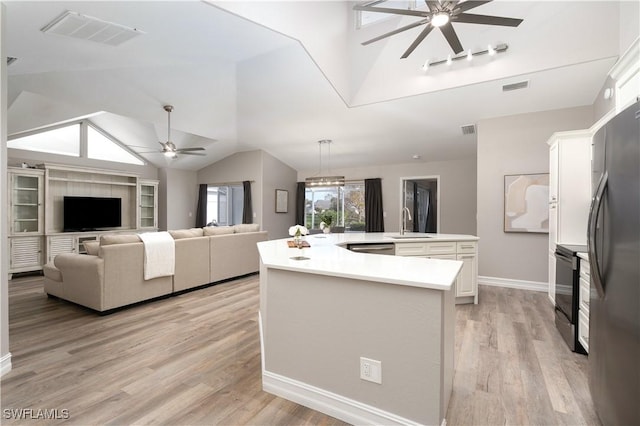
[504,173,550,233]
[275,189,288,213]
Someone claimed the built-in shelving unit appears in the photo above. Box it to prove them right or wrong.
[7,164,158,278]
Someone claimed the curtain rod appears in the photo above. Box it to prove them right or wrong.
[205,180,255,186]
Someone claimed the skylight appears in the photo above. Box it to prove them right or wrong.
[357,0,415,28]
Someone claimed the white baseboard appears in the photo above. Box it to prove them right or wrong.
[262,371,424,426]
[0,352,12,377]
[478,276,548,292]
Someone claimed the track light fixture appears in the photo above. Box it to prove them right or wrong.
[422,43,508,71]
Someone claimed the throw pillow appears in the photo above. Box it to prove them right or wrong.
[203,226,234,236]
[169,228,204,239]
[83,240,100,256]
[232,224,260,233]
[100,234,141,245]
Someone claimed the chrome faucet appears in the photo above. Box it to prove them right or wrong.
[401,207,412,235]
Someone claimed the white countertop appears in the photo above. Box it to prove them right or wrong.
[257,232,478,291]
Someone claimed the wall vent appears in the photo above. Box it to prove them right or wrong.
[41,10,144,46]
[502,80,529,92]
[461,124,476,135]
[7,57,17,66]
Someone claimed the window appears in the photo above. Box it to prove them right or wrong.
[356,0,415,28]
[8,123,80,157]
[8,120,145,166]
[206,185,244,226]
[305,182,365,231]
[87,125,144,165]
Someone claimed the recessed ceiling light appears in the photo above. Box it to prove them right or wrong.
[412,154,421,160]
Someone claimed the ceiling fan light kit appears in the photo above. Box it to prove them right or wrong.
[355,0,523,59]
[158,105,206,158]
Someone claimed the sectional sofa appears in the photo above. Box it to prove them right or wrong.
[43,224,268,313]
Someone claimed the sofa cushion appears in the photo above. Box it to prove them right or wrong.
[83,240,100,255]
[232,224,260,233]
[169,228,204,239]
[100,234,141,245]
[203,226,234,236]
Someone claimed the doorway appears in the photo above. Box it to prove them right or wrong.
[401,177,439,233]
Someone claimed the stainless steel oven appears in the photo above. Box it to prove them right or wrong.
[555,243,587,354]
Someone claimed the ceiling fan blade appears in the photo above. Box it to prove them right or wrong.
[455,12,523,27]
[176,147,205,152]
[454,0,492,13]
[401,24,435,58]
[354,4,429,18]
[179,151,206,156]
[439,22,464,54]
[362,19,428,46]
[425,1,441,12]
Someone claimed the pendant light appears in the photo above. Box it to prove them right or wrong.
[305,140,345,187]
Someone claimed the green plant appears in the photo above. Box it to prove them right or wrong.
[319,210,336,227]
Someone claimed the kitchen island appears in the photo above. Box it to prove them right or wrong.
[257,232,477,426]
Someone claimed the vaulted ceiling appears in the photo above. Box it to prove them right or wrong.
[5,1,634,171]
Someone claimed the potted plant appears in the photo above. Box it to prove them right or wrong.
[319,210,336,233]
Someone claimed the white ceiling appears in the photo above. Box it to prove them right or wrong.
[5,1,630,171]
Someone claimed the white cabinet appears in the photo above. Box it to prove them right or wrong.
[578,254,590,353]
[395,240,478,304]
[8,168,45,276]
[609,37,639,114]
[138,180,158,230]
[547,131,592,304]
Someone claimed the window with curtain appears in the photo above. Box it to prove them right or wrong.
[206,184,244,226]
[304,181,365,231]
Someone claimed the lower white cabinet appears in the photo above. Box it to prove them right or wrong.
[395,240,478,304]
[9,236,44,277]
[46,234,101,263]
[578,254,590,353]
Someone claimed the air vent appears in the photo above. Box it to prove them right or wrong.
[502,80,530,92]
[7,57,17,66]
[461,124,476,135]
[41,10,144,46]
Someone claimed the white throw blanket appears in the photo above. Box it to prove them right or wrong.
[138,232,175,280]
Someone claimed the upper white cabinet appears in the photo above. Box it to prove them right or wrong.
[547,131,592,303]
[138,180,159,230]
[609,37,639,113]
[8,168,44,235]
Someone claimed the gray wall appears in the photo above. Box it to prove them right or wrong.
[476,106,593,284]
[1,3,10,376]
[261,151,298,239]
[298,157,477,235]
[158,168,198,231]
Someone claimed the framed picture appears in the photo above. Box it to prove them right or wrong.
[504,173,549,233]
[275,189,288,213]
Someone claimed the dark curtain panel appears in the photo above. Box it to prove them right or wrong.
[425,190,436,233]
[365,178,384,232]
[242,181,253,224]
[195,184,208,228]
[295,182,306,225]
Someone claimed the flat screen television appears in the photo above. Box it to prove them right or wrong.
[63,196,122,231]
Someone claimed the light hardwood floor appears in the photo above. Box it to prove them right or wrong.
[2,276,600,425]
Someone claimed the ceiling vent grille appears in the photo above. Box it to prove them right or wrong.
[502,80,530,92]
[7,57,17,66]
[41,10,144,46]
[461,124,476,135]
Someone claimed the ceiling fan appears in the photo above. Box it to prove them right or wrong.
[354,0,523,59]
[158,105,205,158]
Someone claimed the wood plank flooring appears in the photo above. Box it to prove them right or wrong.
[1,276,600,425]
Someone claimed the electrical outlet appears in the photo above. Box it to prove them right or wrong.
[360,357,382,384]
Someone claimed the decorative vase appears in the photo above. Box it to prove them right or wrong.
[323,227,331,234]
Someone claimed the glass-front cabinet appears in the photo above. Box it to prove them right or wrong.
[138,180,158,230]
[9,168,44,235]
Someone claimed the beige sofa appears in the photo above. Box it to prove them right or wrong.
[44,224,268,313]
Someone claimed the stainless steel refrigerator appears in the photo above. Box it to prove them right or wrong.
[588,99,639,425]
